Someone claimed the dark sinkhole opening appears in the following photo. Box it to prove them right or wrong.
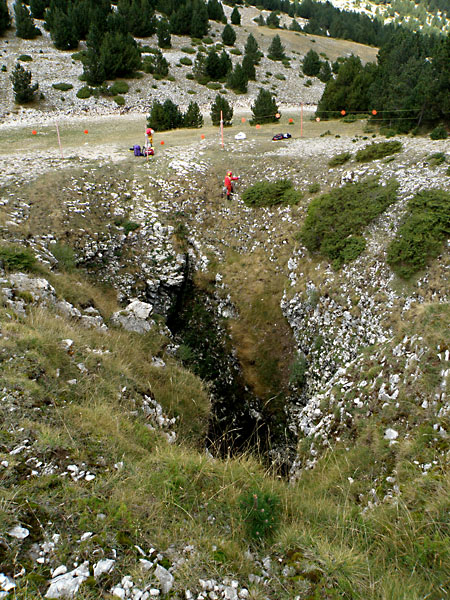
[167,267,297,474]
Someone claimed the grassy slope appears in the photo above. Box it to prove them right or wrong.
[0,17,449,599]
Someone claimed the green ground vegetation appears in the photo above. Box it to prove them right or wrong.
[242,179,303,207]
[387,189,450,279]
[299,177,399,269]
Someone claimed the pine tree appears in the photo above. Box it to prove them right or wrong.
[255,14,265,26]
[227,63,247,93]
[142,48,169,76]
[0,0,11,35]
[267,34,286,61]
[190,0,209,38]
[99,31,141,79]
[50,7,78,50]
[221,23,236,46]
[230,7,240,25]
[244,33,263,65]
[148,99,184,131]
[169,2,191,35]
[10,62,38,103]
[207,0,225,23]
[193,51,208,84]
[14,1,41,39]
[302,49,321,76]
[83,24,106,85]
[183,101,203,128]
[206,48,222,81]
[157,18,171,48]
[251,88,279,124]
[29,0,48,20]
[242,53,256,81]
[210,93,233,126]
[266,11,280,28]
[219,50,232,78]
[318,60,332,82]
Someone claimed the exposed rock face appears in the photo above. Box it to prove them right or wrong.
[111,299,155,334]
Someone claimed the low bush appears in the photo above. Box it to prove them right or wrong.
[239,489,280,543]
[181,46,196,54]
[387,189,450,279]
[50,243,76,272]
[52,82,73,91]
[342,114,357,123]
[308,183,321,194]
[18,54,32,62]
[0,245,37,272]
[113,95,125,106]
[275,73,286,80]
[207,82,222,90]
[76,86,92,99]
[428,152,446,166]
[380,127,396,138]
[355,140,402,162]
[179,57,193,66]
[109,81,129,95]
[328,151,352,167]
[230,48,242,55]
[242,180,303,207]
[430,123,448,140]
[299,177,399,269]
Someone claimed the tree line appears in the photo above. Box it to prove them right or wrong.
[317,30,450,132]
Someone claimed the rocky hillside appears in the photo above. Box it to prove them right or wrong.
[1,3,449,600]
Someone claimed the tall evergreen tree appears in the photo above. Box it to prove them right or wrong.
[157,17,171,48]
[207,0,226,23]
[244,33,263,65]
[148,98,184,131]
[302,48,321,75]
[267,34,286,60]
[266,10,280,28]
[50,7,78,49]
[14,1,41,39]
[230,6,240,25]
[210,93,233,126]
[206,48,222,80]
[142,48,169,76]
[10,61,38,103]
[318,60,332,82]
[0,0,11,35]
[99,30,141,79]
[169,2,191,35]
[83,24,105,85]
[242,53,256,81]
[227,62,247,93]
[190,0,209,38]
[183,101,203,128]
[193,50,208,83]
[219,49,232,77]
[221,23,236,46]
[251,87,279,124]
[29,0,48,20]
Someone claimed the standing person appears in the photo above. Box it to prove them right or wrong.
[145,127,154,149]
[224,170,239,200]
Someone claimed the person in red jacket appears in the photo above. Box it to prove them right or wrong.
[224,171,239,199]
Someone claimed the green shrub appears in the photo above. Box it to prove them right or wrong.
[387,189,450,279]
[71,52,85,61]
[50,243,76,272]
[0,245,37,272]
[179,57,193,66]
[380,127,396,138]
[355,141,402,162]
[299,177,399,269]
[202,36,213,44]
[430,123,448,140]
[342,114,357,123]
[328,151,352,167]
[289,354,307,388]
[113,95,125,106]
[76,86,92,99]
[109,81,129,95]
[308,183,321,194]
[181,46,196,54]
[239,489,280,543]
[18,54,32,61]
[207,82,221,90]
[122,221,140,235]
[242,180,303,207]
[428,152,446,166]
[230,48,242,55]
[275,73,286,80]
[52,82,73,91]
